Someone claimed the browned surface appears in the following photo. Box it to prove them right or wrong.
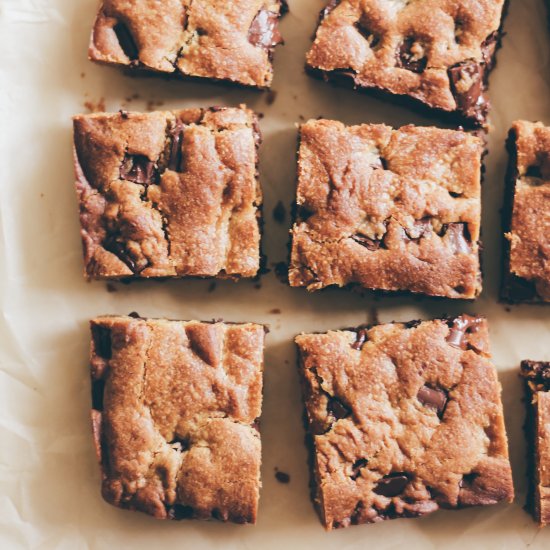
[90,315,265,523]
[504,121,550,303]
[89,0,285,87]
[296,317,514,530]
[289,119,483,299]
[73,107,262,280]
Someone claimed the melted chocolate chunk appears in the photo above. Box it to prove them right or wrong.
[321,0,341,19]
[91,378,105,411]
[248,10,283,50]
[168,119,185,172]
[442,223,471,254]
[397,38,427,74]
[168,436,190,452]
[354,21,380,49]
[328,396,350,420]
[351,458,368,480]
[446,315,483,349]
[92,325,112,359]
[481,31,499,70]
[120,154,157,184]
[448,60,484,113]
[404,218,432,242]
[352,233,383,251]
[417,385,448,417]
[103,235,142,273]
[352,328,368,350]
[521,361,550,391]
[113,21,139,61]
[275,470,291,483]
[167,504,195,520]
[374,473,409,497]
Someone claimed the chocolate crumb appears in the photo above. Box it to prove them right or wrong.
[269,308,282,314]
[275,469,290,483]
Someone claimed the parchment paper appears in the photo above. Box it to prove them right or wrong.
[1,0,549,548]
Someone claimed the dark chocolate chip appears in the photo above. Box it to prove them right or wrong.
[92,325,112,359]
[321,0,340,20]
[91,378,105,411]
[373,473,409,497]
[120,154,157,184]
[248,10,282,50]
[168,436,190,452]
[350,500,365,525]
[352,234,383,251]
[295,204,314,223]
[354,21,380,49]
[275,470,291,483]
[352,328,368,350]
[168,119,185,172]
[351,458,368,480]
[128,311,141,318]
[442,223,471,254]
[196,27,208,36]
[272,200,286,223]
[396,37,427,73]
[446,315,484,349]
[119,110,129,119]
[417,385,448,417]
[405,319,422,329]
[103,236,138,273]
[113,22,139,61]
[449,191,463,198]
[525,165,543,178]
[167,504,194,520]
[404,218,432,242]
[459,472,479,489]
[448,60,484,113]
[481,31,499,69]
[328,396,350,420]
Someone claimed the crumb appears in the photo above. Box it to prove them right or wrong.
[208,282,217,293]
[266,90,277,105]
[106,283,118,293]
[254,283,262,290]
[505,306,512,312]
[292,94,298,100]
[369,305,380,326]
[275,469,290,484]
[257,112,265,119]
[84,97,106,113]
[298,114,305,121]
[40,193,44,198]
[272,200,286,224]
[269,308,281,315]
[80,72,86,79]
[284,359,289,365]
[273,262,288,284]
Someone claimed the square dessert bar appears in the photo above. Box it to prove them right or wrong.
[296,315,514,530]
[306,0,507,127]
[289,119,483,299]
[73,106,263,280]
[520,360,550,527]
[89,0,286,88]
[502,121,550,303]
[90,315,265,523]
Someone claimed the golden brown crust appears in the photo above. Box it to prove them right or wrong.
[306,0,506,125]
[296,316,514,530]
[90,315,265,523]
[503,121,550,303]
[73,107,262,280]
[89,0,285,88]
[520,361,550,526]
[289,119,483,299]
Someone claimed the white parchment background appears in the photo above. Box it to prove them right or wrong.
[0,0,549,548]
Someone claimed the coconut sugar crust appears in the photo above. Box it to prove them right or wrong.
[90,315,265,523]
[306,0,507,127]
[520,360,550,527]
[88,0,286,88]
[502,121,550,303]
[289,119,483,299]
[73,106,262,280]
[296,315,514,530]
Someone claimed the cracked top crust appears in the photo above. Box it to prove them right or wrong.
[73,107,262,280]
[296,316,514,530]
[289,119,483,299]
[90,315,265,523]
[503,121,550,303]
[89,0,285,88]
[306,0,506,125]
[520,360,550,527]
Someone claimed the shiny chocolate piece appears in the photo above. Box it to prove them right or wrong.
[417,385,448,417]
[352,328,368,350]
[374,474,409,497]
[168,119,184,172]
[120,154,157,184]
[448,60,484,114]
[397,38,427,74]
[248,10,283,50]
[446,315,483,349]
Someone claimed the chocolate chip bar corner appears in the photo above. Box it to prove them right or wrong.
[73,106,262,280]
[296,315,514,530]
[89,0,286,88]
[306,0,507,126]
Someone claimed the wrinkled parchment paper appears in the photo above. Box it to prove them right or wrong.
[1,0,549,548]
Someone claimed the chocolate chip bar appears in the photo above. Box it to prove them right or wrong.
[520,360,550,526]
[89,0,286,88]
[296,316,514,530]
[90,315,265,522]
[73,107,262,280]
[289,119,483,299]
[502,121,550,303]
[306,0,507,127]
